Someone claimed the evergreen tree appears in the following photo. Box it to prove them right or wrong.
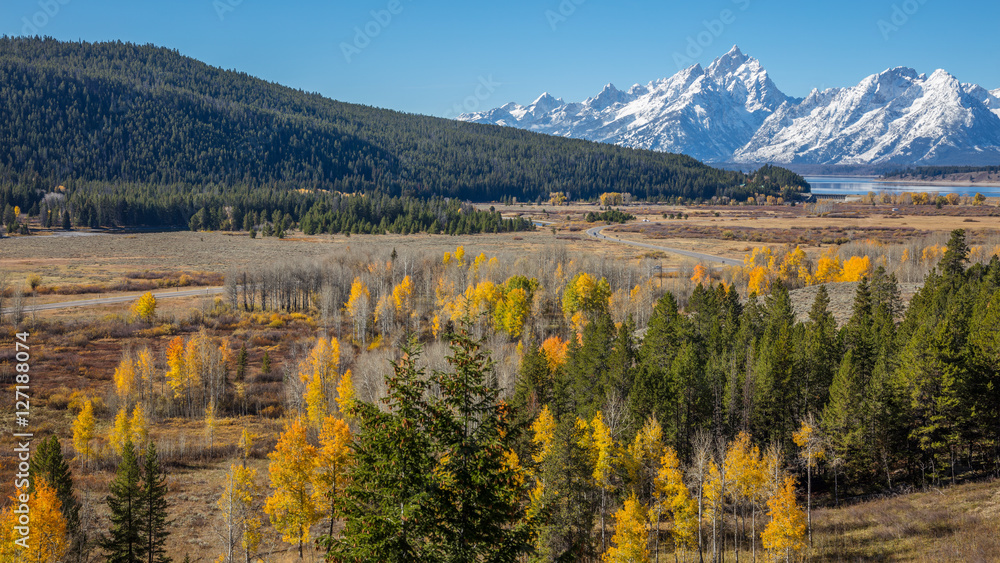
[139,443,171,563]
[100,441,144,563]
[30,436,80,536]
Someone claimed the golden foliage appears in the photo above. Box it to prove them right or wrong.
[761,476,807,556]
[541,336,569,372]
[314,416,353,524]
[130,291,157,322]
[602,492,650,563]
[264,418,320,550]
[656,447,699,550]
[72,399,96,464]
[531,405,557,464]
[109,407,131,457]
[335,369,356,418]
[113,353,137,400]
[690,264,712,287]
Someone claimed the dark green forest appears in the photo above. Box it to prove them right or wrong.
[882,165,1000,179]
[0,37,808,231]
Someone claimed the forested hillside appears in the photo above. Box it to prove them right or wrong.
[0,37,808,230]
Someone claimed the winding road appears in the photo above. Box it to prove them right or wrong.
[2,286,225,315]
[586,224,743,267]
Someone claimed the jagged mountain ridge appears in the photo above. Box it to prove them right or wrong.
[459,47,1000,166]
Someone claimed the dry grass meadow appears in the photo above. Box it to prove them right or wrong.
[2,198,1000,561]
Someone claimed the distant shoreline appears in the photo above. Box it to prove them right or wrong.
[806,174,1000,189]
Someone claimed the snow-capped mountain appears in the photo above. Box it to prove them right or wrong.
[460,46,794,162]
[458,47,1000,166]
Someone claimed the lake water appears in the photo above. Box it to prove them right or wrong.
[806,176,1000,197]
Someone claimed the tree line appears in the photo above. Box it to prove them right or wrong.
[0,37,809,231]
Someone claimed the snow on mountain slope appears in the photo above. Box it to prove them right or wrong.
[458,47,1000,166]
[459,46,793,162]
[733,68,1000,165]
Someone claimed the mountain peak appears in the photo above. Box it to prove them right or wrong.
[458,47,1000,166]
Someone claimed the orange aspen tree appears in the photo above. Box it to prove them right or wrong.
[28,479,69,561]
[540,336,569,372]
[264,418,320,558]
[602,492,650,563]
[760,477,806,562]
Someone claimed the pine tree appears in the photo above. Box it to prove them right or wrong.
[30,435,81,537]
[139,443,171,563]
[100,440,144,563]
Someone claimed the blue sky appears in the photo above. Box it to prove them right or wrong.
[3,0,996,117]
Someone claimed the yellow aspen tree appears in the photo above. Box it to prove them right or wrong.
[114,352,137,402]
[305,370,328,431]
[838,255,872,283]
[264,418,320,558]
[703,460,726,562]
[218,463,263,563]
[29,478,69,562]
[108,407,131,458]
[725,432,766,560]
[335,369,355,418]
[130,403,149,449]
[314,416,352,542]
[656,447,698,555]
[454,245,466,264]
[130,291,157,322]
[392,275,414,319]
[578,412,615,553]
[345,277,372,344]
[792,417,825,545]
[812,249,843,283]
[527,405,557,519]
[761,476,806,562]
[72,399,96,467]
[602,492,650,563]
[136,347,155,403]
[239,427,255,462]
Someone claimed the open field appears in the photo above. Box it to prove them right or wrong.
[2,199,1000,561]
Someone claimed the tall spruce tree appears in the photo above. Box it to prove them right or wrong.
[30,436,80,535]
[139,443,171,563]
[101,441,144,563]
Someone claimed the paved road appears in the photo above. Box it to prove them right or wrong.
[586,224,743,267]
[2,286,225,314]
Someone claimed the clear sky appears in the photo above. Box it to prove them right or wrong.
[3,0,996,117]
